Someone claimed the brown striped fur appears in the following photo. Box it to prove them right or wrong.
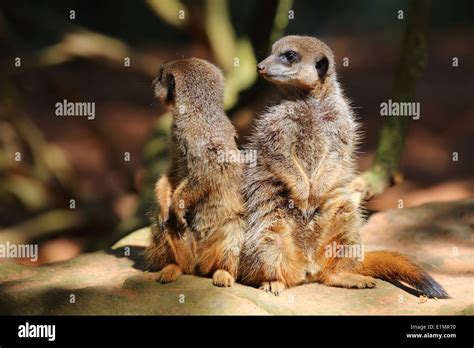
[238,36,448,299]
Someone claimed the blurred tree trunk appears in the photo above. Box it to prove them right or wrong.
[353,0,432,203]
[228,0,292,121]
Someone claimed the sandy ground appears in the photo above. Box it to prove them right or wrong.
[1,200,472,315]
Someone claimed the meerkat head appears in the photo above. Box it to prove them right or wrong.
[153,58,225,112]
[257,36,335,92]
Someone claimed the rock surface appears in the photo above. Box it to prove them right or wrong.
[0,199,473,315]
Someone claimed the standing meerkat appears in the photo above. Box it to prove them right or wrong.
[238,36,448,298]
[145,58,245,287]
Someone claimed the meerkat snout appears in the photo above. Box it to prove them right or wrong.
[256,63,267,74]
[257,35,335,91]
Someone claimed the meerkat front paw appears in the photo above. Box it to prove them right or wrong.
[293,182,309,205]
[156,264,183,283]
[292,187,317,220]
[171,196,188,229]
[157,208,169,231]
[212,270,234,287]
[259,281,286,296]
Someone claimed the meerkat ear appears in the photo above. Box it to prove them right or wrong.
[315,57,329,78]
[166,74,175,102]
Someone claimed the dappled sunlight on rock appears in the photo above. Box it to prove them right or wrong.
[0,201,472,315]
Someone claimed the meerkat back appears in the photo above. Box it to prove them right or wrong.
[145,58,245,287]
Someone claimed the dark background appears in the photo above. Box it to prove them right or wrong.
[0,0,473,264]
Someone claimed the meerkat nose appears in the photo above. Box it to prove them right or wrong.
[257,64,266,74]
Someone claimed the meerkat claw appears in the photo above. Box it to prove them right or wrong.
[158,217,168,232]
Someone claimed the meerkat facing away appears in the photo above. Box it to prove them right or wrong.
[238,36,448,298]
[145,58,245,287]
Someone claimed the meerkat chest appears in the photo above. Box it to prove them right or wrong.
[292,121,330,173]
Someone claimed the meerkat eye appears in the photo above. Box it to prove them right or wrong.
[166,74,175,102]
[316,57,329,77]
[281,50,298,64]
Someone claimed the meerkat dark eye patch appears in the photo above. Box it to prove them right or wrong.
[281,50,299,64]
[166,74,175,102]
[316,57,329,77]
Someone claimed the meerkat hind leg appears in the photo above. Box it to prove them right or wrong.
[323,272,376,289]
[156,264,183,283]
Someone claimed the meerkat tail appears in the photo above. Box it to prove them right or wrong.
[357,250,449,299]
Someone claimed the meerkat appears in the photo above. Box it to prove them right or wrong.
[238,36,448,298]
[145,58,245,287]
